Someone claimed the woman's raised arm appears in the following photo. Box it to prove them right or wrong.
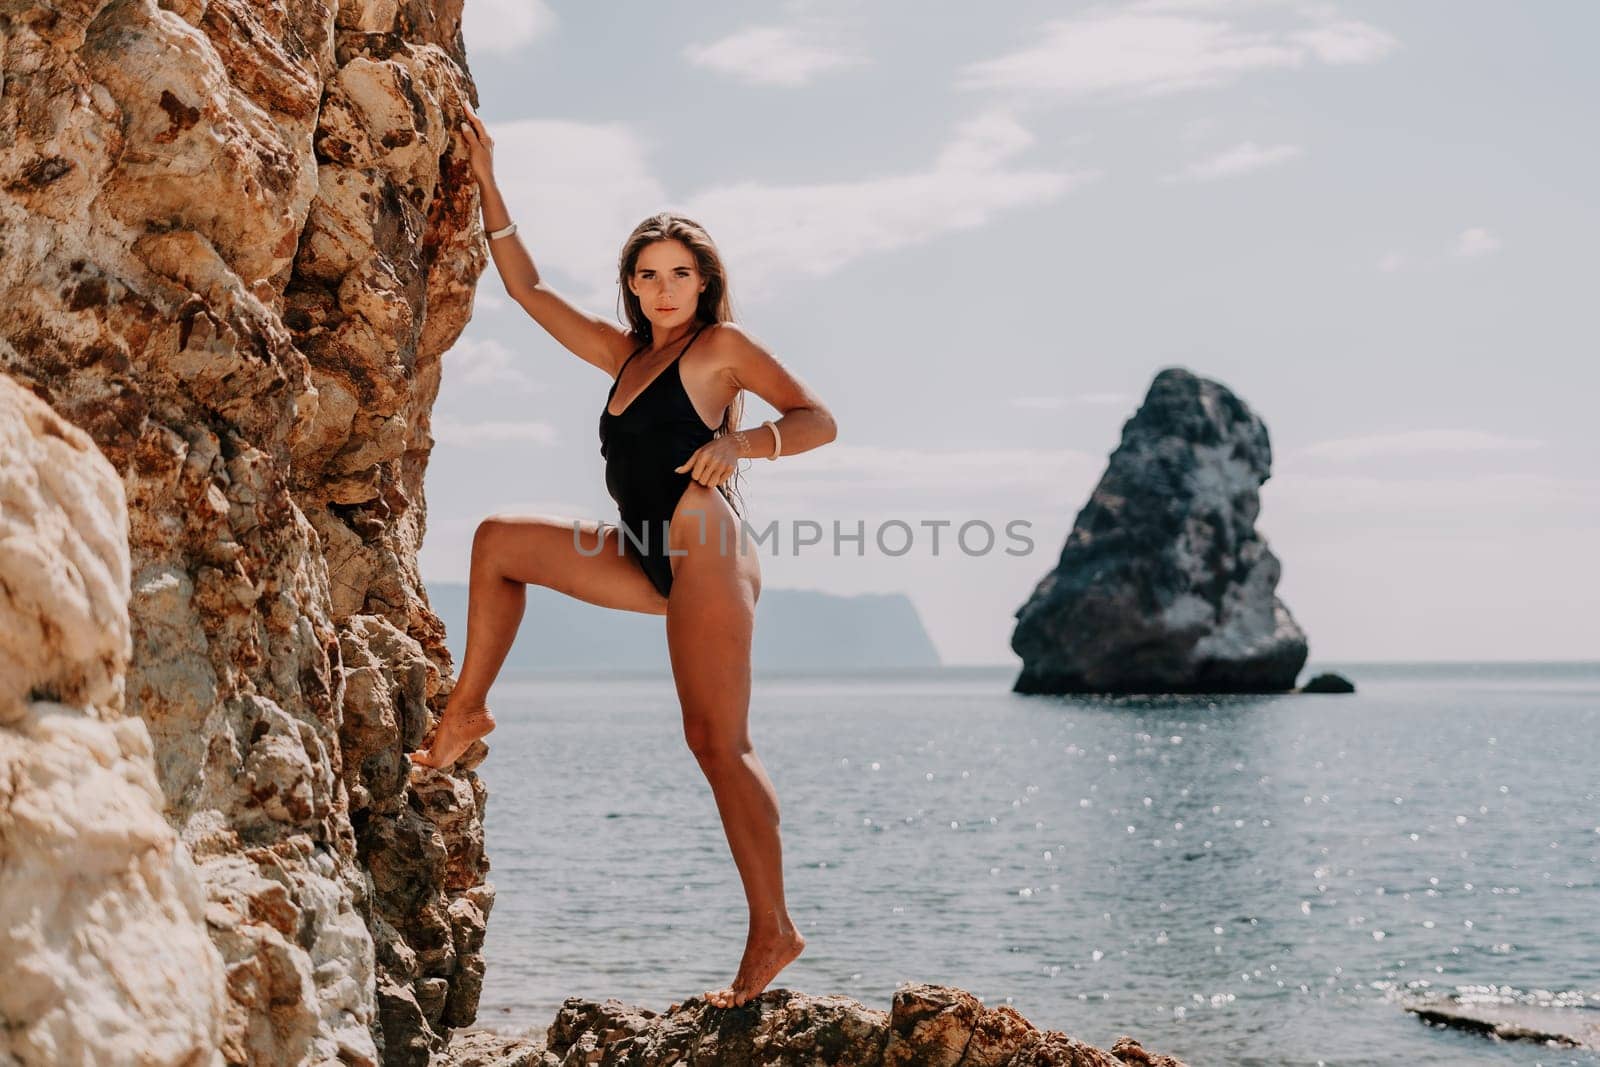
[459,104,634,377]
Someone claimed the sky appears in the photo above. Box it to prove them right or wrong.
[418,0,1600,666]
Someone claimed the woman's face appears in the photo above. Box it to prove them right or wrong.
[629,239,706,332]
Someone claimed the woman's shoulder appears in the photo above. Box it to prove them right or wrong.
[700,320,770,363]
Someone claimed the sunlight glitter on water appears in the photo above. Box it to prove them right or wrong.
[473,663,1600,1066]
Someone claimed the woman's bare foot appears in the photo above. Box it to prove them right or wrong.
[704,923,806,1008]
[410,699,496,769]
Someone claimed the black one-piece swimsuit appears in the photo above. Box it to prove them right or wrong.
[598,322,724,597]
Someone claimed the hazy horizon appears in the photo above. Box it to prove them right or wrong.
[419,1,1599,666]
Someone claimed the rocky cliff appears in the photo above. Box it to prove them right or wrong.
[1011,367,1307,694]
[1,1,487,1062]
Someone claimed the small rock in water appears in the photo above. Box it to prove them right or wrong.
[1298,671,1356,693]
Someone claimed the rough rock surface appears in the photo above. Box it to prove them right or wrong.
[431,1028,547,1067]
[434,985,1189,1067]
[1011,367,1306,694]
[0,376,227,1064]
[1,0,488,1062]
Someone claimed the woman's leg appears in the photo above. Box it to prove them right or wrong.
[412,515,666,768]
[664,485,805,1007]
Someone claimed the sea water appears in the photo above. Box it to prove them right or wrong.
[470,661,1600,1066]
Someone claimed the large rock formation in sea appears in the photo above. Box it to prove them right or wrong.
[1,1,488,1061]
[1011,367,1306,694]
[439,985,1190,1067]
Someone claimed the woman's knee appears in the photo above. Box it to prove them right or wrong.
[473,513,531,570]
[684,727,752,767]
[474,513,514,543]
[471,514,560,585]
[471,515,505,564]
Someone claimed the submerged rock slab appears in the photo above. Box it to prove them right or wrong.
[1403,993,1600,1049]
[1011,367,1306,694]
[436,984,1189,1067]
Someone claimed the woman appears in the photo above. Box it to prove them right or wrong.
[411,103,836,1010]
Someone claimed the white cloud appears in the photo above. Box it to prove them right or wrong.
[1162,140,1303,182]
[934,111,1037,171]
[754,444,1104,500]
[474,118,669,308]
[1455,227,1501,259]
[683,25,866,87]
[443,335,546,393]
[682,111,1095,302]
[1288,429,1546,462]
[431,416,559,447]
[461,0,557,57]
[485,110,1088,308]
[1011,392,1133,409]
[957,5,1396,99]
[1371,229,1500,273]
[473,285,510,312]
[1265,472,1598,528]
[1290,19,1399,64]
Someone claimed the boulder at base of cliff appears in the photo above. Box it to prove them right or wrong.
[0,374,227,1065]
[1011,366,1307,695]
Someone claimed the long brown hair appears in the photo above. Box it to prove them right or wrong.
[616,212,746,516]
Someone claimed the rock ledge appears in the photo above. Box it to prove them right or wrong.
[436,984,1189,1067]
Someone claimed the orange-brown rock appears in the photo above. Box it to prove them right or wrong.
[437,984,1189,1067]
[1,0,488,1061]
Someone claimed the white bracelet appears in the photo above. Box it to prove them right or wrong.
[762,419,781,460]
[486,221,517,240]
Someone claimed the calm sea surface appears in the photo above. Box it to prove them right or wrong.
[469,661,1600,1066]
